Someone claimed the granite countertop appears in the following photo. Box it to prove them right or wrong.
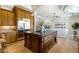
[25,31,42,36]
[25,30,56,37]
[0,30,16,34]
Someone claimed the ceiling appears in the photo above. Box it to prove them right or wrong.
[16,5,41,12]
[1,5,79,18]
[0,5,41,12]
[35,5,79,19]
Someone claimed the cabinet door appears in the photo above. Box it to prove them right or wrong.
[1,10,8,26]
[31,34,40,52]
[28,13,31,19]
[21,11,25,18]
[17,10,23,20]
[12,13,16,26]
[10,32,17,42]
[24,12,26,18]
[4,33,11,43]
[4,32,17,43]
[7,12,15,26]
[25,14,28,18]
[0,14,1,26]
[0,9,1,25]
[26,34,31,49]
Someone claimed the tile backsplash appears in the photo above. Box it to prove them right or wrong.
[0,26,16,30]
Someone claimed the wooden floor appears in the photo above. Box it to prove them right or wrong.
[4,37,78,53]
[48,37,78,53]
[7,40,32,53]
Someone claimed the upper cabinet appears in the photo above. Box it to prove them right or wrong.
[7,11,16,26]
[0,7,34,32]
[14,7,31,20]
[16,9,23,19]
[0,8,16,26]
[14,7,34,32]
[1,9,8,26]
[0,9,2,25]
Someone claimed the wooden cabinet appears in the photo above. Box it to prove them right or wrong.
[0,9,16,26]
[14,7,32,20]
[24,13,30,19]
[25,33,42,53]
[4,33,11,43]
[15,7,31,19]
[10,32,17,42]
[31,34,41,52]
[25,33,32,49]
[14,7,34,32]
[25,32,57,53]
[22,11,25,18]
[7,12,16,26]
[25,33,41,52]
[0,9,1,25]
[1,9,8,26]
[0,15,1,25]
[4,32,17,43]
[16,9,23,19]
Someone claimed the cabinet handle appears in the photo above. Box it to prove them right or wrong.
[27,36,29,38]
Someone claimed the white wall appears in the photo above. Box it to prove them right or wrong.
[68,15,79,33]
[34,5,79,38]
[49,15,79,37]
[53,17,69,37]
[33,11,37,31]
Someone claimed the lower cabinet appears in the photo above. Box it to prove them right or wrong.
[25,33,42,53]
[26,34,32,49]
[31,34,41,52]
[25,32,57,53]
[3,32,17,43]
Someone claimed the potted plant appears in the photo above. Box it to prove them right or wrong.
[72,22,79,39]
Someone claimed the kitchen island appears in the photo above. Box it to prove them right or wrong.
[24,31,57,53]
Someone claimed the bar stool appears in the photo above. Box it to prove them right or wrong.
[0,33,7,53]
[0,38,7,53]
